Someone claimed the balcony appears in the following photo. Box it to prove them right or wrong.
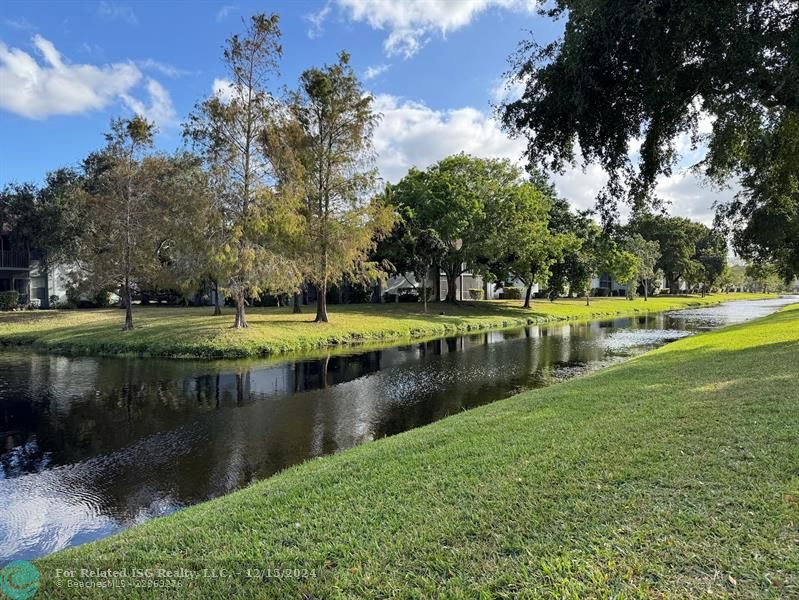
[0,250,30,270]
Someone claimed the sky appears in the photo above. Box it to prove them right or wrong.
[0,0,733,224]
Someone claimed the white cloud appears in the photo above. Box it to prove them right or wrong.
[121,78,177,128]
[373,93,724,225]
[0,35,141,119]
[3,17,36,31]
[136,58,192,78]
[372,93,525,182]
[97,1,138,25]
[552,163,609,214]
[215,5,238,22]
[363,63,390,80]
[315,0,536,57]
[490,75,527,104]
[212,78,236,103]
[655,170,735,226]
[305,3,332,39]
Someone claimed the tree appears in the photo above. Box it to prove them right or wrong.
[600,242,639,300]
[75,116,159,330]
[145,152,220,310]
[387,154,526,304]
[623,234,661,300]
[286,52,393,322]
[745,262,783,293]
[545,199,598,303]
[486,181,569,308]
[694,230,728,295]
[377,212,447,312]
[630,214,706,293]
[184,13,299,328]
[501,1,798,266]
[715,112,799,280]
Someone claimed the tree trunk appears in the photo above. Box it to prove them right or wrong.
[316,244,330,322]
[293,292,302,314]
[444,270,459,304]
[213,281,222,316]
[434,265,441,302]
[315,282,329,322]
[643,279,648,301]
[523,283,533,309]
[122,280,133,331]
[234,290,248,328]
[585,289,590,306]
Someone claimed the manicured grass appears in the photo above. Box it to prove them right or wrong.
[35,302,799,598]
[0,293,774,358]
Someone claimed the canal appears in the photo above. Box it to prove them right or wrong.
[1,297,795,561]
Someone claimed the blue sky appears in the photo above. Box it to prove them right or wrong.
[0,0,727,223]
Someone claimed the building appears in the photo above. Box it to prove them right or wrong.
[383,266,539,302]
[0,227,66,308]
[0,229,32,305]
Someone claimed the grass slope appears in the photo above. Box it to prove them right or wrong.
[36,303,799,598]
[0,293,773,358]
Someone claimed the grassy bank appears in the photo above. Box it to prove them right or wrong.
[0,293,774,358]
[35,302,799,598]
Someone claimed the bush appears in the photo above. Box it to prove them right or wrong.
[500,286,523,300]
[49,295,59,308]
[0,290,19,311]
[398,292,419,303]
[467,288,484,300]
[65,284,81,308]
[93,289,112,308]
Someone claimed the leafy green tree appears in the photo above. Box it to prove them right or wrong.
[387,154,529,304]
[486,182,571,308]
[285,52,393,323]
[600,241,639,299]
[745,262,783,293]
[630,214,706,293]
[501,0,798,269]
[184,13,299,328]
[694,230,728,295]
[0,169,86,281]
[377,212,446,312]
[545,199,598,303]
[623,234,661,300]
[715,112,799,280]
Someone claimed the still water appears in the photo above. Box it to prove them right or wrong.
[1,297,796,561]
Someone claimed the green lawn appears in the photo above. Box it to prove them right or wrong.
[0,293,774,358]
[34,302,799,598]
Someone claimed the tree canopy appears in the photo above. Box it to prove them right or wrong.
[501,0,798,276]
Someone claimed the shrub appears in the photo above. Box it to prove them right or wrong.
[93,289,112,308]
[500,286,523,300]
[0,290,19,311]
[467,288,484,300]
[49,295,59,308]
[65,284,81,307]
[398,292,419,303]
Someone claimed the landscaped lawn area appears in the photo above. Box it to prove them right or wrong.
[0,293,775,358]
[34,301,799,598]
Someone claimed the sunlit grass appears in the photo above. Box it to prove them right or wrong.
[35,303,799,598]
[0,292,775,358]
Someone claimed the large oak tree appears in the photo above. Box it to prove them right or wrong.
[501,0,798,277]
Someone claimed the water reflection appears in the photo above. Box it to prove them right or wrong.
[1,297,796,560]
